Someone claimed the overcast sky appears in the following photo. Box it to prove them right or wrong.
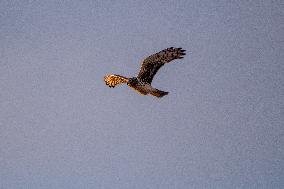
[1,1,283,188]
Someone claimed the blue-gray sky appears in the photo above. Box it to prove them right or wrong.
[1,1,283,188]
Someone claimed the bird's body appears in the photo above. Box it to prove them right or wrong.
[127,77,149,95]
[127,77,169,97]
[104,47,186,98]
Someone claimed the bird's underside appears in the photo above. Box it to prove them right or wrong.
[104,47,186,98]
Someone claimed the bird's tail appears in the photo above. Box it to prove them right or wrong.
[150,88,169,98]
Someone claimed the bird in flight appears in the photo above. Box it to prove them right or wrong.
[104,47,186,98]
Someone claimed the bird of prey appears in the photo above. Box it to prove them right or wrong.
[104,47,186,98]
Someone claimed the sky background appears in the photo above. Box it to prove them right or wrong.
[1,0,284,188]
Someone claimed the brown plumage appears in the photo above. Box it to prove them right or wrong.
[104,47,186,98]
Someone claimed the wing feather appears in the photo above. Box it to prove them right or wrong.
[104,74,129,88]
[137,47,186,84]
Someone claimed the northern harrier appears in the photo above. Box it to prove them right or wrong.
[104,47,186,98]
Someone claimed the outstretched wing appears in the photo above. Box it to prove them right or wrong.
[137,47,186,84]
[104,74,129,88]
